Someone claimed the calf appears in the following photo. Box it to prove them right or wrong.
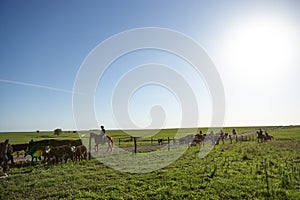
[74,145,87,162]
[48,145,74,164]
[158,139,163,145]
[24,146,47,163]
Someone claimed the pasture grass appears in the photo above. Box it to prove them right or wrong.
[0,131,80,144]
[0,126,299,199]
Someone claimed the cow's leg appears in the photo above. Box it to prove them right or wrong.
[31,157,34,165]
[7,154,14,165]
[2,158,8,174]
[109,142,113,151]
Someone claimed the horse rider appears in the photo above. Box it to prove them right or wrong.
[100,125,106,138]
[232,129,237,136]
[265,130,269,137]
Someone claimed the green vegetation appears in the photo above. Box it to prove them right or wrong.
[53,128,62,136]
[0,126,275,145]
[0,126,299,199]
[0,131,79,144]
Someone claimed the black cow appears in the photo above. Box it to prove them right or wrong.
[12,143,28,157]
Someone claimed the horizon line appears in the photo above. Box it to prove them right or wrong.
[1,124,299,133]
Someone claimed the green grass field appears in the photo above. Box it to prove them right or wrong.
[0,126,299,199]
[0,126,276,146]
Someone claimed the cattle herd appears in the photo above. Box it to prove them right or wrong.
[25,139,87,163]
[0,139,87,175]
[178,129,233,146]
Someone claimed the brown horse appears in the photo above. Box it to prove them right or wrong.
[263,132,274,141]
[257,130,274,142]
[90,132,114,152]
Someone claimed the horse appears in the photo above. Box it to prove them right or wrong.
[90,132,114,152]
[257,130,264,143]
[257,129,274,142]
[263,131,274,141]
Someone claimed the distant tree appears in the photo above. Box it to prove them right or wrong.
[54,128,62,135]
[73,131,77,133]
[36,130,39,133]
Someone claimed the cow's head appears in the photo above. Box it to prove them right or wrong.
[45,146,50,154]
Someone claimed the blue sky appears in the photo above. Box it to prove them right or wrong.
[0,0,299,131]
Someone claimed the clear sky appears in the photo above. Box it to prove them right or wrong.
[0,0,299,131]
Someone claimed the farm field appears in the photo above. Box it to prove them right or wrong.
[0,126,300,199]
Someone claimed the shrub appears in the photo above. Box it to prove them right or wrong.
[54,128,62,135]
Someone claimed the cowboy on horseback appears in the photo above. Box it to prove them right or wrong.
[90,125,114,152]
[265,130,269,137]
[100,125,106,137]
[257,129,264,143]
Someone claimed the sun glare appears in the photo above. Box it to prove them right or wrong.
[220,14,299,86]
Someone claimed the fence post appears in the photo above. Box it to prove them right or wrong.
[88,133,91,160]
[151,137,153,145]
[168,137,170,151]
[264,158,270,197]
[118,138,121,147]
[134,137,137,154]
